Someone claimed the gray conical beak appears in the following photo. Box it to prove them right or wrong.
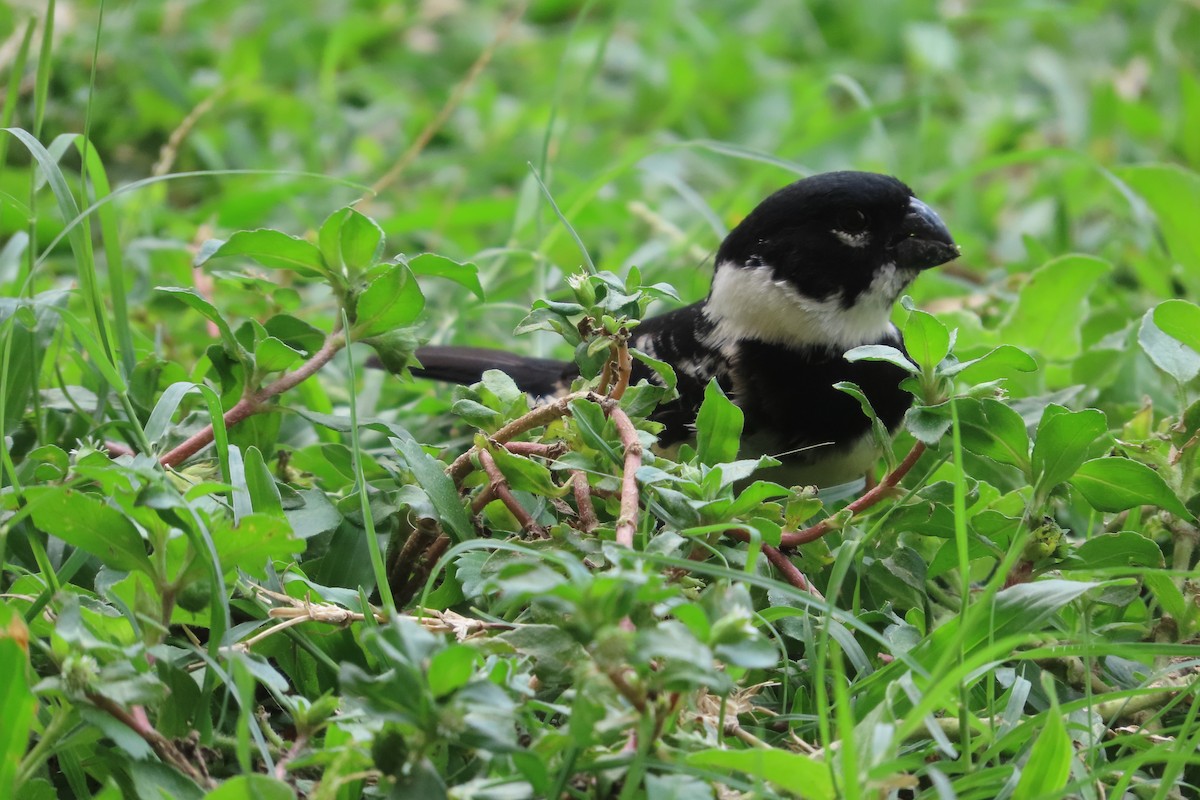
[893,197,960,270]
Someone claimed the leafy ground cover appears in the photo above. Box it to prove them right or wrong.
[3,1,1200,797]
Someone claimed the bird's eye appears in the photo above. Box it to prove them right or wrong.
[833,209,868,233]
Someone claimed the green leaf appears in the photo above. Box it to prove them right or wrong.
[426,645,479,698]
[0,607,35,799]
[630,346,677,392]
[1119,164,1200,282]
[392,438,474,543]
[489,447,562,497]
[1139,308,1200,384]
[1,294,56,437]
[1001,255,1110,359]
[1144,572,1188,620]
[203,775,296,800]
[155,287,242,356]
[145,381,201,446]
[570,398,622,465]
[337,208,385,273]
[318,207,352,272]
[695,380,743,466]
[844,343,917,373]
[917,579,1102,662]
[78,706,154,760]
[198,230,329,278]
[208,513,303,579]
[1152,299,1200,354]
[722,480,790,519]
[25,487,153,574]
[1031,406,1107,491]
[497,625,588,682]
[353,263,425,338]
[1071,532,1163,570]
[481,369,522,406]
[451,399,505,429]
[905,405,952,445]
[686,748,834,800]
[904,308,950,372]
[944,398,1031,472]
[867,546,927,610]
[941,344,1038,381]
[363,327,422,374]
[1012,707,1071,798]
[54,308,129,393]
[1070,457,1192,518]
[243,446,284,516]
[254,336,304,374]
[406,253,484,299]
[263,314,325,355]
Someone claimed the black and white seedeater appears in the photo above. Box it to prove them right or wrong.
[409,171,959,486]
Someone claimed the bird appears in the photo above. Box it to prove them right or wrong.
[408,171,959,487]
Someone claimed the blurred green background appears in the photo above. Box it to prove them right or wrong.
[7,0,1196,326]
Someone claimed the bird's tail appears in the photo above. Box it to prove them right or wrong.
[410,346,576,396]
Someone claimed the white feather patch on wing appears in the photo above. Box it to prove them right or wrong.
[703,262,910,351]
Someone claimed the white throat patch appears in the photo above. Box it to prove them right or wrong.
[702,262,910,351]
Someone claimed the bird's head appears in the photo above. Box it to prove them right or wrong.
[705,171,959,350]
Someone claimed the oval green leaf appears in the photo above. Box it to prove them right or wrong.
[695,380,743,465]
[199,230,329,278]
[1153,299,1200,354]
[1001,255,1110,360]
[1070,457,1192,518]
[1031,407,1107,491]
[904,308,950,372]
[353,263,425,338]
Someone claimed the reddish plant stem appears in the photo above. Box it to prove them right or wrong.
[447,393,581,484]
[1004,560,1035,589]
[104,441,135,458]
[779,441,925,548]
[597,353,615,396]
[159,333,345,468]
[605,667,647,713]
[478,449,545,536]
[605,403,643,547]
[274,732,308,781]
[725,441,927,550]
[387,516,441,603]
[470,483,498,514]
[763,545,824,599]
[609,339,633,401]
[503,440,564,458]
[785,441,925,548]
[572,471,599,533]
[399,532,452,606]
[87,692,210,787]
